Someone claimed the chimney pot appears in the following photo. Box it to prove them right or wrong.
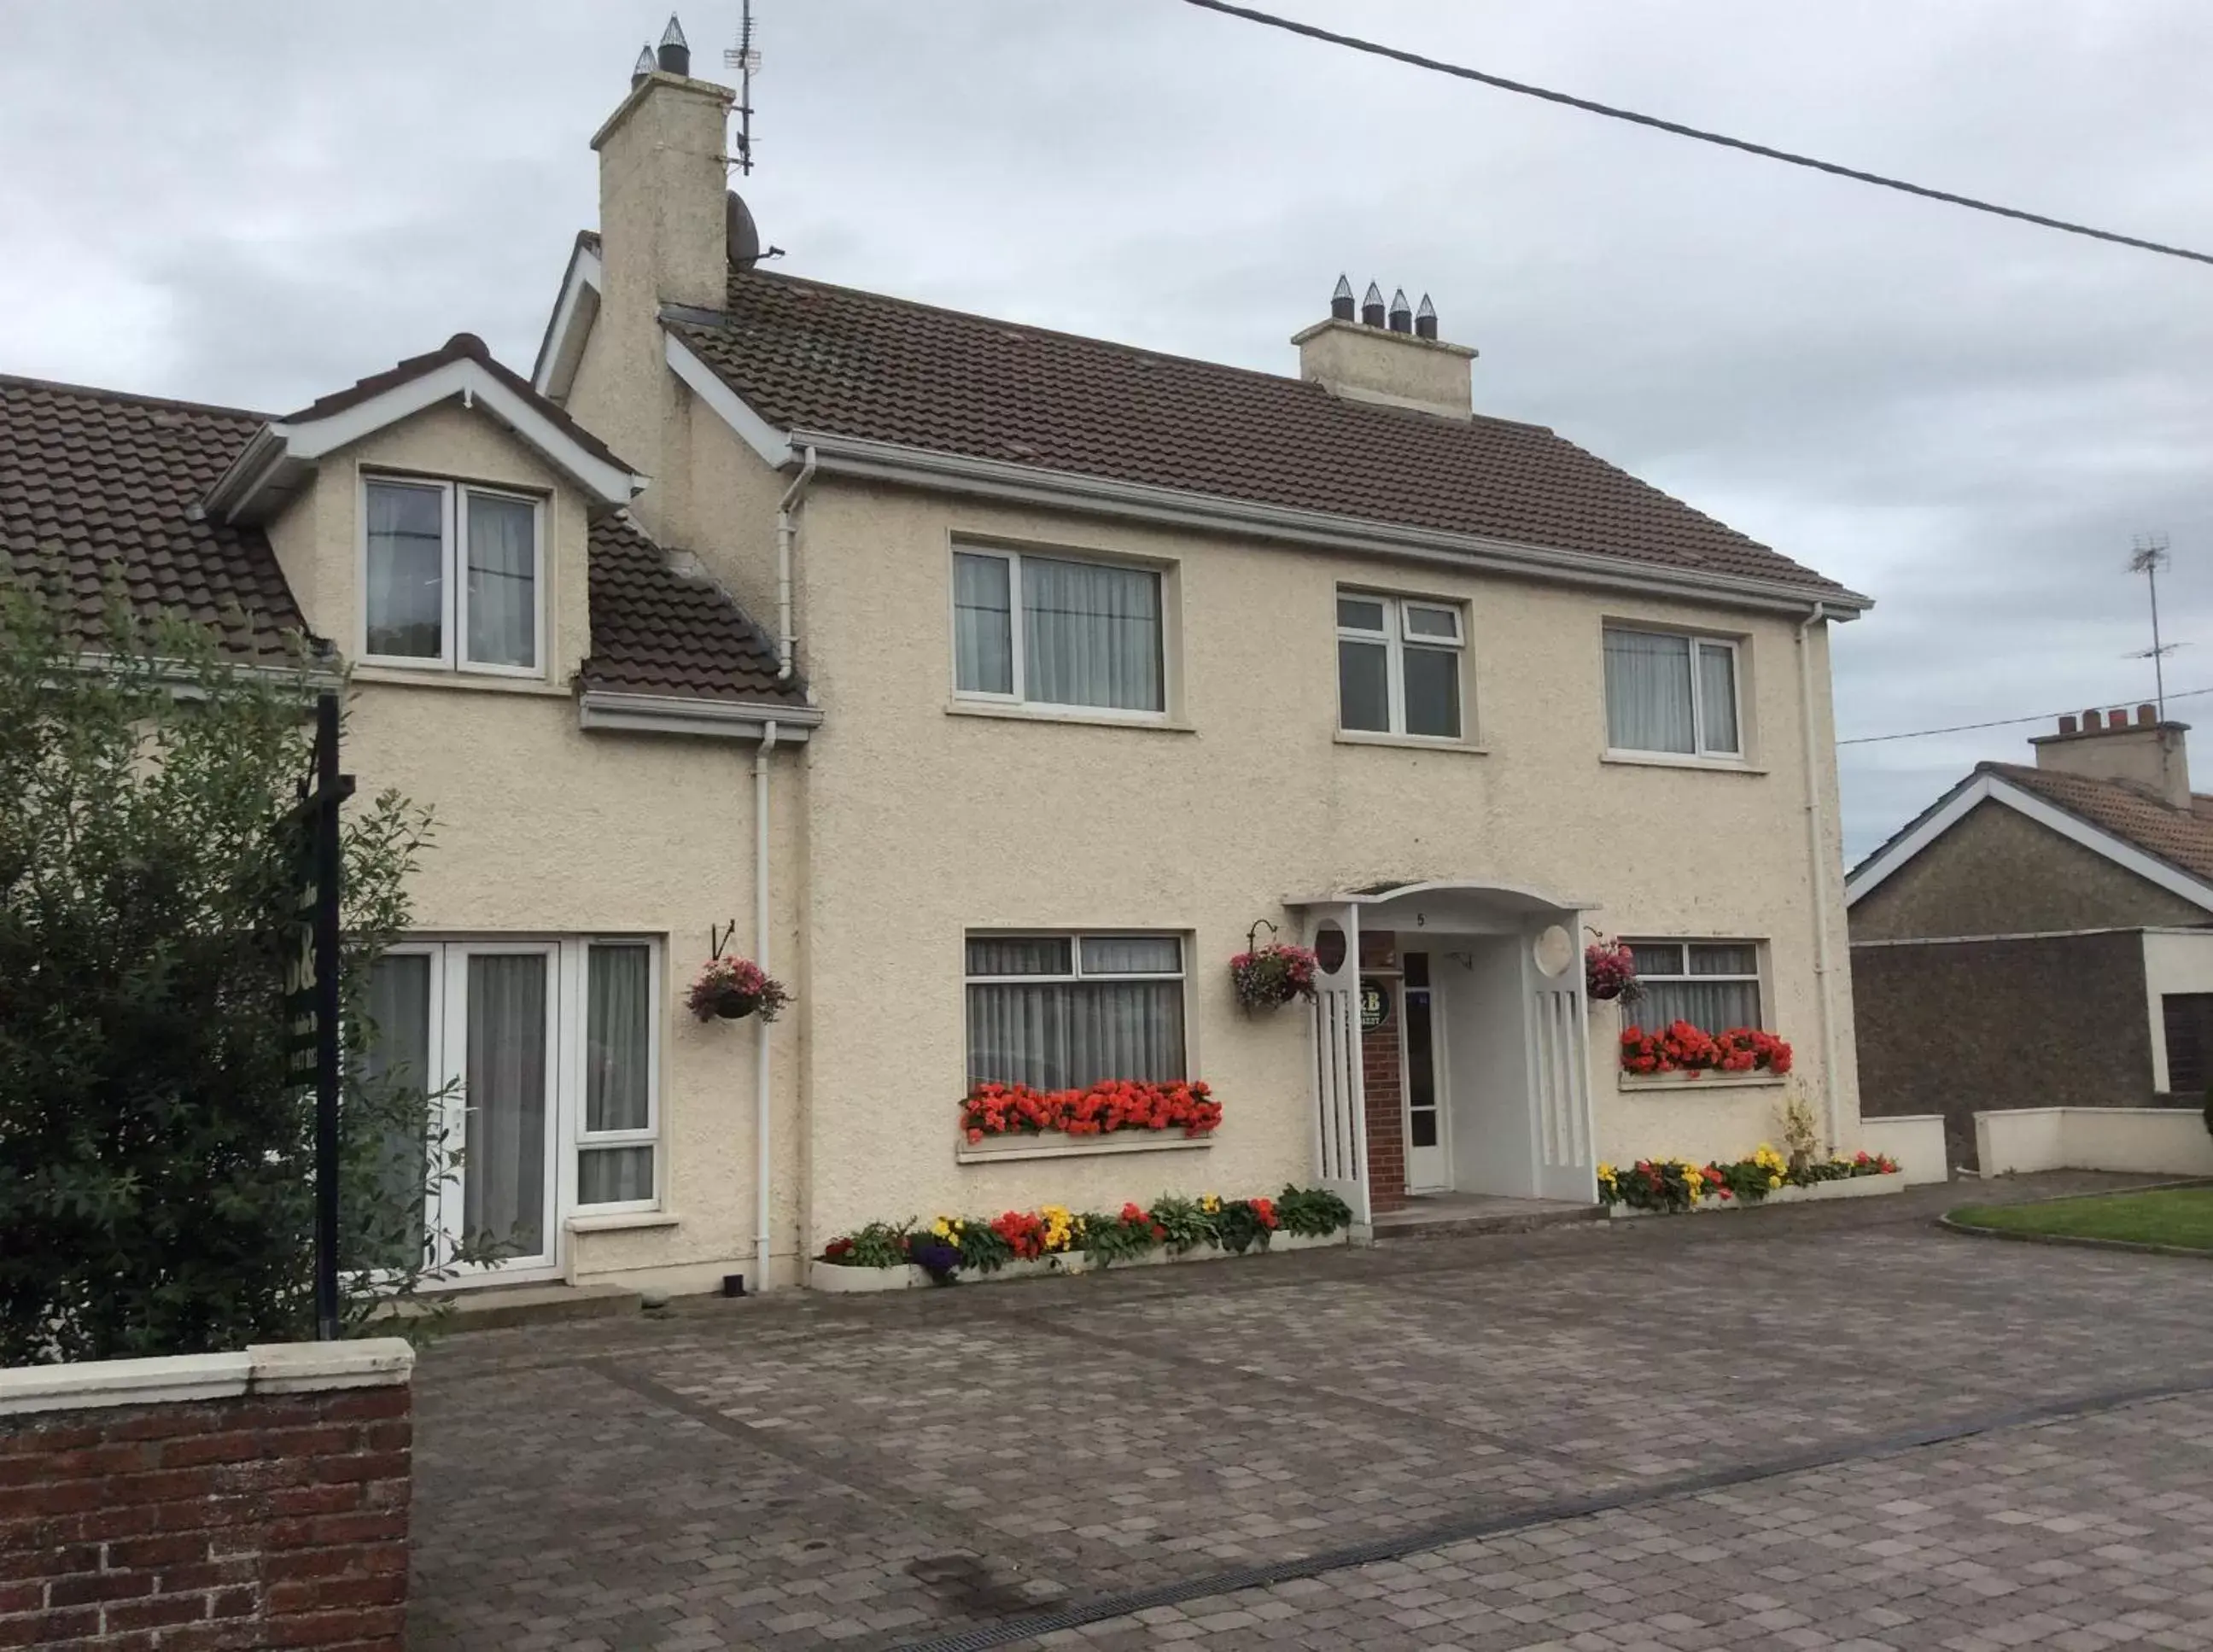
[1414,293,1438,340]
[2058,714,2079,735]
[632,44,655,85]
[1329,274,1355,323]
[657,14,691,76]
[1360,281,1386,328]
[2083,709,2104,731]
[2140,703,2158,726]
[1387,288,1413,333]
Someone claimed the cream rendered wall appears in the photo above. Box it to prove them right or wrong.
[264,404,809,1293]
[783,478,1862,1239]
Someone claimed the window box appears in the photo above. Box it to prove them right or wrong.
[1603,626,1742,760]
[955,1129,1213,1164]
[361,476,546,677]
[1337,591,1468,740]
[1619,1070,1789,1092]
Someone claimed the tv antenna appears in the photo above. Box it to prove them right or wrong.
[723,0,762,175]
[2128,531,2180,719]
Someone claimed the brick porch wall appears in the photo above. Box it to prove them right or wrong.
[0,1340,414,1651]
[1363,981,1409,1214]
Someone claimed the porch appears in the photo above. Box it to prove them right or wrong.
[1290,879,1603,1225]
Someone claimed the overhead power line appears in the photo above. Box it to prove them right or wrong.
[1179,0,2213,269]
[1836,686,2213,747]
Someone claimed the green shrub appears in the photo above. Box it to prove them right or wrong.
[0,595,472,1363]
[1275,1185,1354,1236]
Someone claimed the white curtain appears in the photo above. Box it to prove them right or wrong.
[585,945,651,1133]
[966,980,1185,1089]
[1023,557,1161,710]
[365,482,444,658]
[362,954,432,1264]
[579,1147,653,1205]
[1632,946,1761,1033]
[1697,643,1740,753]
[465,494,536,668]
[954,553,1013,693]
[1603,629,1695,752]
[464,954,548,1252]
[1079,936,1181,973]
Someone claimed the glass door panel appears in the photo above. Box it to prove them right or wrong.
[462,951,552,1266]
[1404,952,1451,1191]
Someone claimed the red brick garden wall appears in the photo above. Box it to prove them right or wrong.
[0,1378,411,1649]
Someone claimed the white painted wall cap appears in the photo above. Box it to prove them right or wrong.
[0,1338,415,1416]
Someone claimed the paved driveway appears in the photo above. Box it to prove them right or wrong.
[407,1175,2213,1652]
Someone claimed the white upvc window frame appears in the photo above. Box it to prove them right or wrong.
[1335,590,1468,739]
[1602,625,1745,762]
[1620,938,1769,1034]
[949,546,1168,721]
[961,930,1191,1089]
[358,474,548,679]
[574,938,663,1217]
[367,935,665,1283]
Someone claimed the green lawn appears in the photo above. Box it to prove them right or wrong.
[1951,1185,2213,1252]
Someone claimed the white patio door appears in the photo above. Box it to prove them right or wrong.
[370,942,561,1278]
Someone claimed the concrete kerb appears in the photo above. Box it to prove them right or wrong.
[1938,1176,2213,1260]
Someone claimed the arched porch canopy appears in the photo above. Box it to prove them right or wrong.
[1283,878,1597,931]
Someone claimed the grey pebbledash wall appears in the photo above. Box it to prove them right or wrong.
[1850,931,2154,1172]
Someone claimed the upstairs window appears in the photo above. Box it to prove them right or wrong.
[1603,627,1741,757]
[964,932,1186,1090]
[1626,941,1763,1033]
[1337,593,1465,738]
[953,548,1164,714]
[363,477,543,675]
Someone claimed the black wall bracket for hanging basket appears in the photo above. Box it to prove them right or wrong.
[1246,918,1279,954]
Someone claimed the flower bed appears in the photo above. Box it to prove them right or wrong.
[1599,1146,1900,1215]
[1619,1022,1791,1077]
[815,1186,1354,1290]
[959,1079,1221,1143]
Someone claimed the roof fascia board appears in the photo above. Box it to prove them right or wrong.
[663,332,791,469]
[216,359,645,523]
[532,243,604,399]
[577,688,820,741]
[1844,771,2213,912]
[789,429,1871,618]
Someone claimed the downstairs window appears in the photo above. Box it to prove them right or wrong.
[964,932,1187,1089]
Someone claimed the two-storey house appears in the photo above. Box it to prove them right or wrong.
[0,39,1871,1294]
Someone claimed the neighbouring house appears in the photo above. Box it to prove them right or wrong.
[0,30,1872,1293]
[1846,704,2213,1170]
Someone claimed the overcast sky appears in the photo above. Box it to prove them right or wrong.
[5,0,2210,859]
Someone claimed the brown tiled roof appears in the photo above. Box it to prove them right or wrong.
[1981,762,2213,886]
[0,374,309,657]
[581,514,805,706]
[3,371,787,706]
[284,331,635,479]
[668,268,1856,598]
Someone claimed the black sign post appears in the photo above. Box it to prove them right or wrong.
[286,693,356,1342]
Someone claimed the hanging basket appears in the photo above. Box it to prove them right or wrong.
[1229,943,1319,1012]
[687,954,790,1024]
[1584,940,1640,1003]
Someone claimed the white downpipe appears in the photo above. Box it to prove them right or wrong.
[1796,604,1842,1150]
[753,720,780,1290]
[774,447,818,680]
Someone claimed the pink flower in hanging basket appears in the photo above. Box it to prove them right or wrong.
[687,955,791,1023]
[1584,940,1640,1002]
[1229,943,1320,1011]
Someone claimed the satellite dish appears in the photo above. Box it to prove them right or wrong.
[727,191,762,271]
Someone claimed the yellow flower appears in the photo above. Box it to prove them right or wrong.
[931,1218,952,1239]
[1768,1175,1782,1188]
[1201,1194,1221,1214]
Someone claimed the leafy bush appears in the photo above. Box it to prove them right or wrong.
[1274,1185,1353,1237]
[0,597,471,1363]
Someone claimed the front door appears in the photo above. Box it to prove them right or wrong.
[1403,951,1451,1191]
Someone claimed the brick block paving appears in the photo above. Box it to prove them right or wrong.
[406,1175,2213,1651]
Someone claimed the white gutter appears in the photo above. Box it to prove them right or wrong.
[1796,602,1842,1151]
[576,691,820,741]
[789,429,1875,620]
[753,720,780,1293]
[775,447,818,680]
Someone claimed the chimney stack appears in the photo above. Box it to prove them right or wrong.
[1293,276,1478,421]
[2031,706,2193,808]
